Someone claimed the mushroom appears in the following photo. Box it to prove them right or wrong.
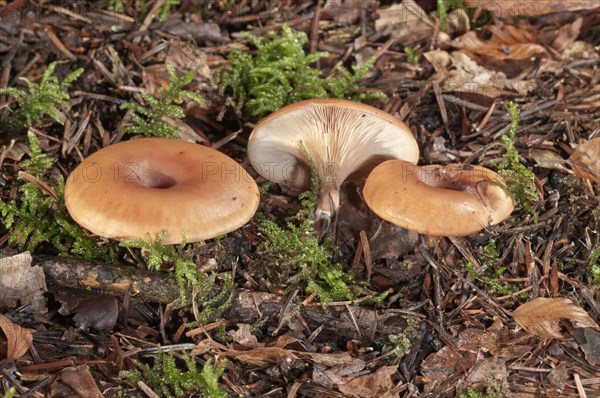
[248,98,419,233]
[65,138,260,244]
[363,160,514,236]
[569,137,600,184]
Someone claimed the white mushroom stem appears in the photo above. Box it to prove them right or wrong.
[314,181,340,235]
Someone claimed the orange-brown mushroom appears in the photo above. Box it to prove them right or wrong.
[363,160,515,236]
[65,138,260,244]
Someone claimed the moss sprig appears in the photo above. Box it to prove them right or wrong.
[120,64,204,138]
[120,233,234,318]
[0,131,118,261]
[0,62,83,127]
[219,24,384,118]
[497,101,539,221]
[121,350,226,398]
[256,144,357,303]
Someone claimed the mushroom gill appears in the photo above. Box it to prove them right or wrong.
[248,98,419,235]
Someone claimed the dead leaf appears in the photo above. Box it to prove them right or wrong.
[374,1,434,44]
[55,291,119,332]
[0,252,47,315]
[551,17,583,52]
[464,1,599,18]
[529,149,568,171]
[512,297,600,339]
[223,347,298,366]
[569,327,600,366]
[228,323,260,347]
[191,339,229,356]
[298,351,365,369]
[165,40,213,86]
[451,24,550,60]
[443,51,536,99]
[338,365,398,398]
[0,313,33,360]
[569,137,600,184]
[59,365,103,398]
[546,362,568,390]
[322,0,378,25]
[464,357,508,390]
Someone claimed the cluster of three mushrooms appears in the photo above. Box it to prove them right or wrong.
[65,98,514,244]
[248,98,514,237]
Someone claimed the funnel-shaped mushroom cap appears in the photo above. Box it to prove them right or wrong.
[65,138,260,244]
[569,137,600,184]
[248,98,419,227]
[363,160,514,236]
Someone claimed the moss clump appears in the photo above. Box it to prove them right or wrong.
[121,64,204,138]
[120,233,234,319]
[466,253,518,297]
[121,350,226,398]
[0,131,118,261]
[219,24,384,118]
[0,62,83,127]
[497,101,539,221]
[457,380,504,398]
[257,145,357,303]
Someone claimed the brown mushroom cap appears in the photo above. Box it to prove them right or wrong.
[363,160,515,236]
[248,98,419,229]
[65,138,260,244]
[569,137,600,184]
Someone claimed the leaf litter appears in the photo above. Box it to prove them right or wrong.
[0,1,599,397]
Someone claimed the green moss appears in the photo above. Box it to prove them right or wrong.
[404,47,420,64]
[457,380,504,398]
[589,245,600,285]
[121,64,204,138]
[381,333,409,360]
[0,62,83,128]
[120,233,234,318]
[466,257,517,296]
[2,388,15,398]
[0,131,118,261]
[256,144,357,303]
[218,24,385,118]
[121,350,226,398]
[497,102,539,222]
[104,0,179,21]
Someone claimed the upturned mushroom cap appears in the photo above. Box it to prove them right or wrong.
[65,138,260,244]
[248,98,419,231]
[363,160,514,236]
[569,137,600,184]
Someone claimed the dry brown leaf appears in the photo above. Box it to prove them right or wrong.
[298,351,366,369]
[0,252,47,315]
[374,1,434,44]
[529,149,568,171]
[228,323,260,347]
[191,339,229,356]
[322,0,378,25]
[442,51,536,99]
[512,297,600,339]
[451,25,550,60]
[464,0,599,18]
[569,137,600,184]
[338,365,398,398]
[59,365,103,398]
[0,313,33,360]
[223,347,298,366]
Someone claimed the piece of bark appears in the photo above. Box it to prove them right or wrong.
[35,255,181,304]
